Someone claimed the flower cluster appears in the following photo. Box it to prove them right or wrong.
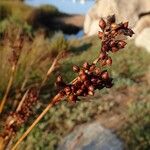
[0,15,134,148]
[2,87,38,140]
[55,63,113,103]
[8,31,24,65]
[98,15,134,66]
[55,15,134,104]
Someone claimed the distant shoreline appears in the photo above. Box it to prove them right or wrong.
[37,13,85,34]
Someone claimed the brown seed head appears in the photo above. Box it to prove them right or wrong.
[88,85,94,92]
[118,41,127,48]
[106,57,112,66]
[99,18,106,30]
[101,71,109,80]
[111,47,118,53]
[88,91,94,96]
[98,31,103,39]
[64,86,71,95]
[73,65,80,72]
[111,23,118,30]
[68,95,77,103]
[76,89,83,96]
[84,80,91,87]
[102,44,109,52]
[99,52,107,60]
[123,22,128,28]
[80,73,88,81]
[56,75,63,82]
[83,62,89,69]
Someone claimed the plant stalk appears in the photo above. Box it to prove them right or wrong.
[0,64,16,113]
[11,94,61,150]
[11,57,98,149]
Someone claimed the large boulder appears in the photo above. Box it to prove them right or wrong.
[134,15,150,35]
[57,122,123,150]
[135,28,150,53]
[84,0,150,36]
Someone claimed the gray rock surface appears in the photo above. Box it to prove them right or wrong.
[135,28,150,53]
[84,0,150,36]
[57,122,123,150]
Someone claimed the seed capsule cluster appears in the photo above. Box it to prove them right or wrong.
[1,15,134,142]
[55,15,134,104]
[8,31,24,65]
[56,62,113,103]
[98,15,134,66]
[2,88,38,139]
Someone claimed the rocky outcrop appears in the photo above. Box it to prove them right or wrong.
[135,28,150,53]
[84,0,150,36]
[134,15,150,35]
[57,122,123,150]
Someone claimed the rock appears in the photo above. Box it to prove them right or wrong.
[134,15,150,35]
[135,28,150,53]
[84,0,150,36]
[57,122,123,150]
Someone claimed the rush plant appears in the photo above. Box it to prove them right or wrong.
[0,15,134,150]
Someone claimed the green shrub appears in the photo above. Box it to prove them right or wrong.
[49,32,68,57]
[119,101,150,150]
[38,5,59,14]
[0,30,67,92]
[0,1,31,21]
[0,3,12,21]
[27,4,59,29]
[0,17,33,37]
[17,99,116,150]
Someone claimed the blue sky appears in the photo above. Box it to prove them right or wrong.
[25,0,94,14]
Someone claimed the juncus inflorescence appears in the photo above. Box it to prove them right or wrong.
[5,15,134,150]
[54,15,134,104]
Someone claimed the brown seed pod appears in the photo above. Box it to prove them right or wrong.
[84,80,91,87]
[83,62,89,69]
[71,85,77,93]
[110,40,116,47]
[101,71,109,80]
[102,44,109,52]
[76,89,83,96]
[80,73,88,81]
[99,18,106,30]
[101,59,107,66]
[111,47,118,53]
[99,52,107,60]
[91,78,97,84]
[111,30,116,35]
[96,79,102,84]
[111,23,118,30]
[56,75,63,82]
[123,22,128,28]
[64,86,71,95]
[79,69,85,76]
[107,15,116,24]
[118,40,127,48]
[88,91,94,96]
[75,81,82,87]
[106,57,112,66]
[83,92,88,97]
[68,95,77,103]
[98,31,103,39]
[89,64,96,72]
[88,85,94,92]
[95,68,101,75]
[81,84,86,90]
[73,65,80,72]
